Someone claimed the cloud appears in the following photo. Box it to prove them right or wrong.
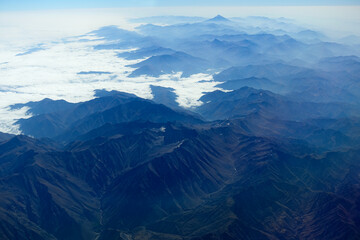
[0,30,222,133]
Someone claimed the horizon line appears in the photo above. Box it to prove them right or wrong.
[1,5,360,13]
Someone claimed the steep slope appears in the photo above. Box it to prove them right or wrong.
[226,115,359,151]
[117,46,176,60]
[10,98,77,115]
[57,100,203,142]
[0,132,14,142]
[196,87,360,121]
[15,93,201,140]
[150,85,180,110]
[128,51,211,77]
[1,121,359,240]
[131,135,360,240]
[216,77,281,92]
[0,123,236,239]
[0,136,100,240]
[16,93,138,138]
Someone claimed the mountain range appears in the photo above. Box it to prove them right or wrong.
[1,15,360,240]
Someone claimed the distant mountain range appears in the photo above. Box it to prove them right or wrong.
[128,51,211,77]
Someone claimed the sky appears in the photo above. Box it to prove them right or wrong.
[1,0,360,11]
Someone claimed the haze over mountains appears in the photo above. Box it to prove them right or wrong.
[0,14,360,240]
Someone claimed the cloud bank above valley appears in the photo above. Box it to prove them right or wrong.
[0,6,360,134]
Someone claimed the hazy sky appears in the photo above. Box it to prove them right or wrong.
[1,0,360,11]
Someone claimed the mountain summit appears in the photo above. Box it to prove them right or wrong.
[206,15,231,22]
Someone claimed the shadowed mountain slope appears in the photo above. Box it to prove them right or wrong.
[15,93,202,141]
[0,122,359,239]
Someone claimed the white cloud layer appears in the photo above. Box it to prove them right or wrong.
[0,31,220,133]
